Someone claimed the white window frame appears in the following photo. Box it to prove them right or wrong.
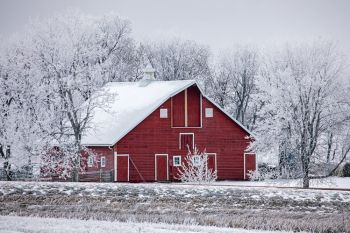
[179,133,195,150]
[100,156,106,168]
[173,155,182,167]
[205,108,213,118]
[160,108,168,118]
[155,154,169,181]
[192,155,200,167]
[87,156,94,167]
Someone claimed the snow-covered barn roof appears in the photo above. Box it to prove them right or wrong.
[81,80,253,146]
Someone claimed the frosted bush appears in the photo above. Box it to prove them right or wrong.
[178,146,217,183]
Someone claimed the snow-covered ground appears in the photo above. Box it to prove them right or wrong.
[0,179,349,232]
[216,177,350,189]
[0,215,294,233]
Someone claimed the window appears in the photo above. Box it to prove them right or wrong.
[205,108,213,118]
[87,156,93,167]
[160,108,168,118]
[100,156,106,168]
[173,156,182,167]
[192,155,200,167]
[179,133,194,150]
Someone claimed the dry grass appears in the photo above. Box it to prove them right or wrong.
[0,182,349,233]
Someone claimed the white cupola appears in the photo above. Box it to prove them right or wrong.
[142,63,155,81]
[139,63,156,87]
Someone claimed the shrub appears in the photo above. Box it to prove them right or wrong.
[178,146,217,183]
[340,162,350,177]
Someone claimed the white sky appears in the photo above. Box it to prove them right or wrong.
[0,0,349,57]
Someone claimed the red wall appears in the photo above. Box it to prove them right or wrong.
[187,86,201,127]
[87,84,252,182]
[172,90,185,127]
[82,147,114,172]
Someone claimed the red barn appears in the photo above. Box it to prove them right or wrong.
[80,68,256,182]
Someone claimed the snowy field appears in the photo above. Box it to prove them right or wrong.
[0,215,294,233]
[216,177,350,189]
[0,179,349,232]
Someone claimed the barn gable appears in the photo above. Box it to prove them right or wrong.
[81,80,253,146]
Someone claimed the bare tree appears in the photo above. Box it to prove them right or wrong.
[208,46,261,130]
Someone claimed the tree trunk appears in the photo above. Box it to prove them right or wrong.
[4,161,12,181]
[72,167,79,182]
[303,175,310,188]
[301,152,310,188]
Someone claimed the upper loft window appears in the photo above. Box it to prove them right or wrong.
[205,108,213,118]
[179,133,194,150]
[172,86,201,127]
[160,108,168,118]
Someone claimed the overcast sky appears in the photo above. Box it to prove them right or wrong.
[1,0,349,57]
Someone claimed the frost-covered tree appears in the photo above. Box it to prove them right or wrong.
[142,38,211,84]
[0,10,134,181]
[178,146,217,183]
[208,46,261,130]
[254,41,350,188]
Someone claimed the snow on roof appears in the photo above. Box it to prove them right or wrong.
[81,80,196,146]
[81,79,254,146]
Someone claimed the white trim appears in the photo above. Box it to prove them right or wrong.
[171,89,203,129]
[173,155,182,167]
[184,88,188,127]
[155,154,169,181]
[82,80,253,146]
[110,81,197,146]
[100,156,106,168]
[205,108,213,118]
[114,154,130,182]
[82,144,112,147]
[206,153,217,171]
[87,156,94,167]
[172,126,202,129]
[179,133,195,150]
[202,95,255,137]
[243,153,256,180]
[200,94,203,127]
[160,108,168,118]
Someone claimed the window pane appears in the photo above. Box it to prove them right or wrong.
[101,157,106,167]
[160,108,168,118]
[205,108,213,118]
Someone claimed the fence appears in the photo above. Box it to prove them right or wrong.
[79,170,114,182]
[0,168,114,182]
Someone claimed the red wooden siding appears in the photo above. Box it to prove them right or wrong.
[207,153,216,173]
[187,86,201,127]
[82,147,114,172]
[116,155,129,181]
[116,85,250,181]
[244,153,256,180]
[155,155,168,181]
[180,133,194,150]
[86,84,252,182]
[172,91,185,127]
